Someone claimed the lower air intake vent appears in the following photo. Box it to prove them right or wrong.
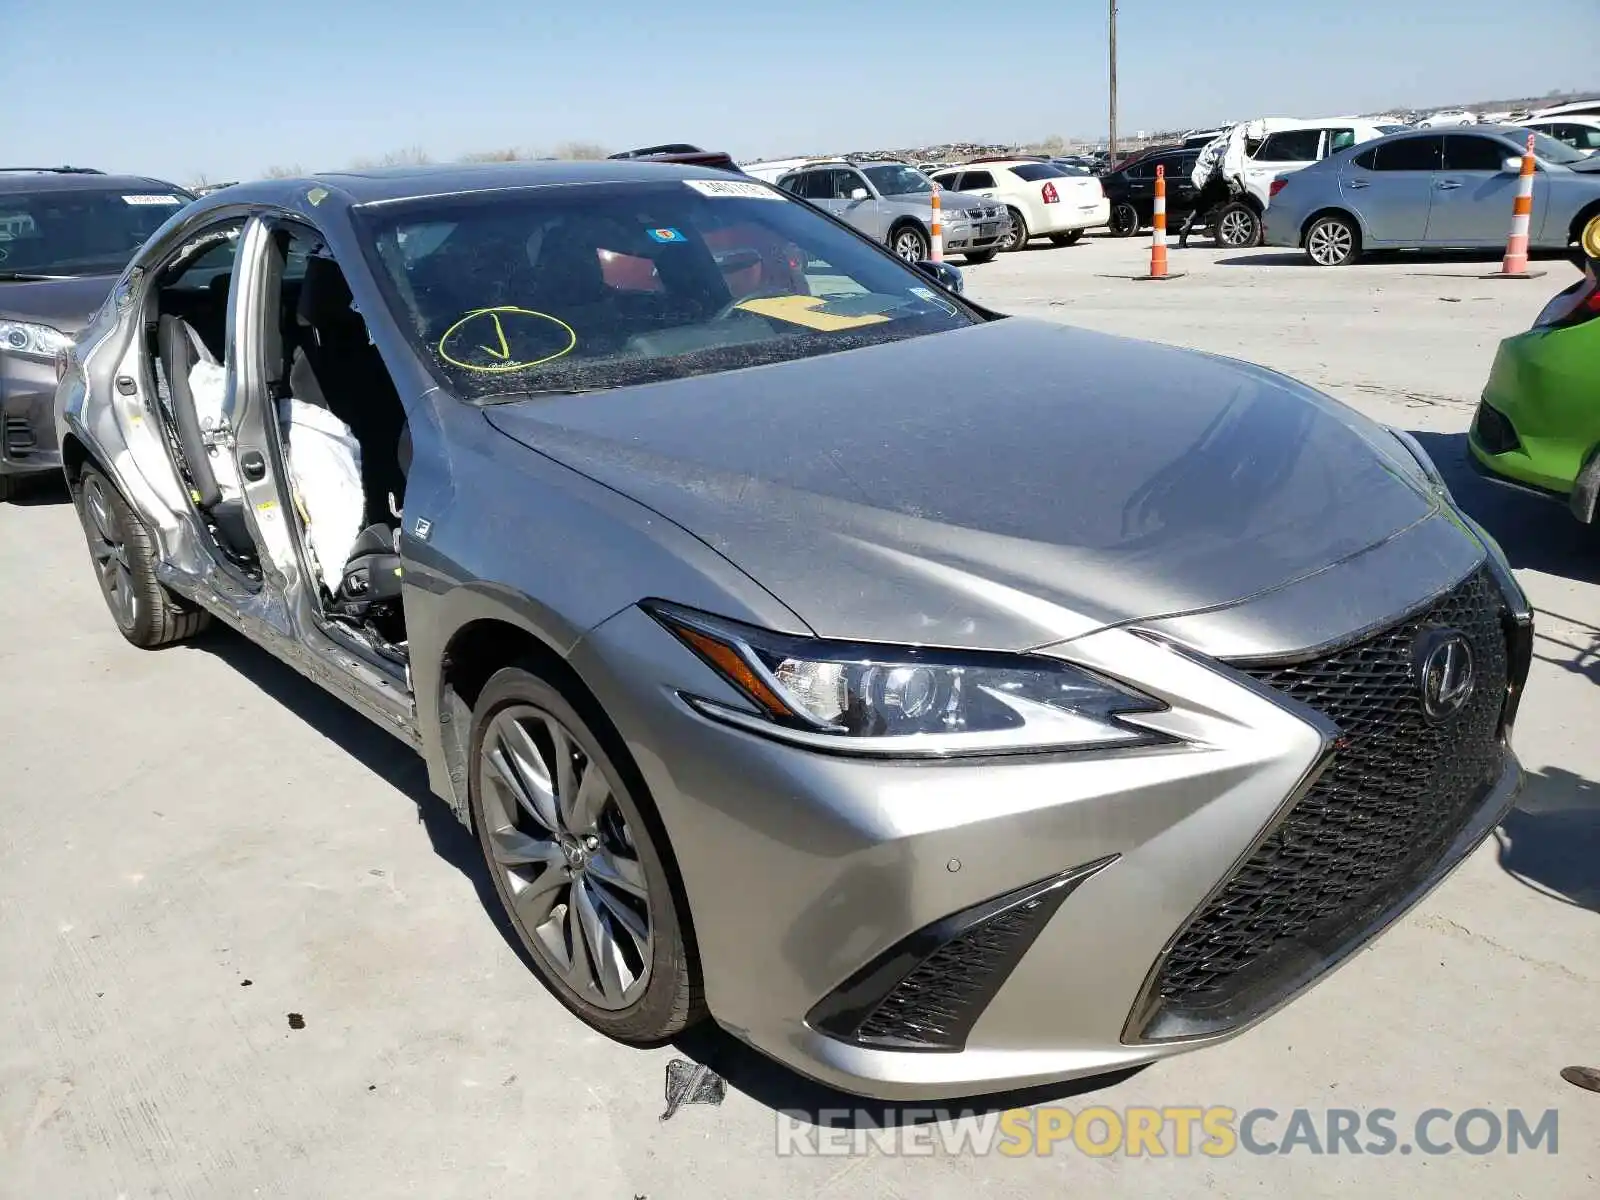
[807,856,1115,1053]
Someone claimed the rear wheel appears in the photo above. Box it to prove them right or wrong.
[1003,208,1030,251]
[468,666,703,1043]
[1049,230,1084,247]
[1214,201,1261,248]
[890,224,929,262]
[1108,202,1141,237]
[73,466,210,648]
[1304,213,1361,266]
[963,249,998,264]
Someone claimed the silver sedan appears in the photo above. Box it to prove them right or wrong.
[1265,125,1600,265]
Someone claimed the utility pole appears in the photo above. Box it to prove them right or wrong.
[1108,0,1119,159]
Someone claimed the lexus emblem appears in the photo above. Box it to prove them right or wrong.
[1415,630,1476,720]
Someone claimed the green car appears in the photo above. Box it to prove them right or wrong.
[1470,256,1600,524]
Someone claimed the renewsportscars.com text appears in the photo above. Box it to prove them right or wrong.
[774,1106,1560,1158]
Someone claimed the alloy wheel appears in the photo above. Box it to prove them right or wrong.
[1307,219,1355,266]
[1218,206,1256,247]
[479,703,653,1010]
[82,475,137,629]
[893,228,927,262]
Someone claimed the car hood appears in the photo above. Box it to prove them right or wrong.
[0,273,117,334]
[891,189,991,214]
[483,318,1440,651]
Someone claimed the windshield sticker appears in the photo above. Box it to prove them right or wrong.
[734,295,891,332]
[306,186,329,206]
[122,194,184,206]
[646,227,687,244]
[683,179,783,201]
[909,285,958,315]
[438,306,577,373]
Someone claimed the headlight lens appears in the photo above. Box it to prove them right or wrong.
[0,319,71,361]
[648,603,1171,757]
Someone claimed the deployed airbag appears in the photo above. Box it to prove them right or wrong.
[278,397,364,595]
[187,359,242,497]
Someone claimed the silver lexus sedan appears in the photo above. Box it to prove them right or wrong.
[56,161,1532,1100]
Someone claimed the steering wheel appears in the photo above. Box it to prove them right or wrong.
[711,289,793,322]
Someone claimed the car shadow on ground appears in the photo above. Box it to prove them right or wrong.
[185,626,1151,1123]
[1216,248,1584,270]
[1407,430,1600,586]
[1496,765,1600,915]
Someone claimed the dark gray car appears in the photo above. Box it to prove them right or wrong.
[776,160,1009,263]
[58,161,1532,1101]
[0,168,192,500]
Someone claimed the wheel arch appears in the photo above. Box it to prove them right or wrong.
[1568,199,1600,249]
[886,216,930,250]
[59,431,94,490]
[1299,206,1367,247]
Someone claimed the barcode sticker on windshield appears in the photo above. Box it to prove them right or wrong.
[683,179,783,200]
[122,194,184,206]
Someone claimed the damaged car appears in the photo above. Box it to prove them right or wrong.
[58,161,1532,1100]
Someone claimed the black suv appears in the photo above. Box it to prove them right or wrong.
[0,167,192,500]
[1099,146,1204,238]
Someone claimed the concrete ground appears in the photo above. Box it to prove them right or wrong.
[2,235,1596,1199]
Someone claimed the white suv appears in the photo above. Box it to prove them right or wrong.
[929,159,1109,251]
[1217,118,1406,247]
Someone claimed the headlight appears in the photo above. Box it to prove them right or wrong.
[0,319,71,361]
[648,603,1172,757]
[938,209,969,225]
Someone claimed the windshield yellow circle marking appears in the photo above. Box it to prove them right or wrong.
[438,307,577,373]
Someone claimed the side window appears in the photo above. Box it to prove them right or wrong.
[1371,136,1444,171]
[930,172,959,190]
[1254,130,1323,162]
[1127,161,1155,180]
[775,173,803,196]
[1327,129,1357,154]
[1443,136,1509,171]
[1352,147,1378,170]
[961,170,997,190]
[839,170,872,200]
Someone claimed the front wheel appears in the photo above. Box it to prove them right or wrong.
[0,473,13,504]
[1304,213,1361,266]
[963,249,998,264]
[1108,202,1141,237]
[1578,210,1600,260]
[468,666,703,1043]
[1214,201,1261,248]
[890,224,929,262]
[1003,208,1030,251]
[1049,230,1084,247]
[73,466,210,647]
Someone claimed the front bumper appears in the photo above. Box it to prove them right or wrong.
[0,350,63,478]
[572,560,1530,1100]
[939,219,1009,255]
[1467,329,1600,503]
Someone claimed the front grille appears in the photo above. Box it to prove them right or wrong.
[1472,400,1521,455]
[2,415,37,457]
[1136,568,1509,1040]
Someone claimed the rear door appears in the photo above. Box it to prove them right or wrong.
[1342,135,1443,243]
[1428,134,1543,245]
[953,169,999,202]
[1246,129,1324,202]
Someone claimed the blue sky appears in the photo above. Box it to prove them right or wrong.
[10,0,1595,184]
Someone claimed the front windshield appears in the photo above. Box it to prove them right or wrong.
[860,164,934,196]
[0,186,189,277]
[1515,128,1587,165]
[356,179,976,401]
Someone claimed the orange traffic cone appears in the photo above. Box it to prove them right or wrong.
[1488,134,1546,280]
[1134,164,1184,281]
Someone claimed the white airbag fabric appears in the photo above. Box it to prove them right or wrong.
[278,397,364,595]
[187,360,242,497]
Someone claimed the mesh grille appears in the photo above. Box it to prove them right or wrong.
[854,896,1054,1049]
[1148,568,1509,1026]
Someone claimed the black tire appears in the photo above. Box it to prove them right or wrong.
[963,249,998,264]
[74,465,210,648]
[1213,201,1261,248]
[1003,208,1030,251]
[1108,202,1141,237]
[467,665,704,1044]
[0,473,14,504]
[888,223,929,263]
[1577,208,1600,259]
[1303,213,1362,267]
[1049,230,1085,247]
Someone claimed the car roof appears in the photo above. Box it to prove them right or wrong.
[1526,114,1600,127]
[197,159,769,209]
[0,170,187,196]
